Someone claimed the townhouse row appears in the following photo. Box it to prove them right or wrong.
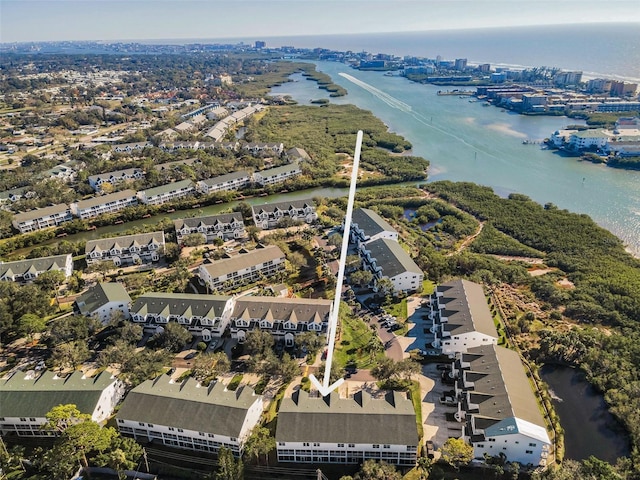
[2,278,550,468]
[428,279,552,467]
[4,201,320,284]
[12,160,305,234]
[346,207,424,295]
[0,370,418,466]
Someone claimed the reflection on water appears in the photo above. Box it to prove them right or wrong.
[540,364,629,463]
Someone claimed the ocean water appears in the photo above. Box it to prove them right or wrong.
[262,23,640,82]
[270,64,640,256]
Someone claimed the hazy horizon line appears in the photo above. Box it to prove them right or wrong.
[2,20,638,46]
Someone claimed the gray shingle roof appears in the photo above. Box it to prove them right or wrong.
[0,371,117,418]
[232,297,331,326]
[276,390,418,446]
[74,189,138,210]
[85,231,165,255]
[256,163,300,177]
[130,292,231,318]
[352,208,396,238]
[461,345,548,434]
[199,171,250,187]
[0,254,71,279]
[74,282,131,316]
[117,377,261,438]
[88,168,142,183]
[200,245,285,279]
[174,212,243,231]
[251,199,315,215]
[12,204,71,223]
[140,179,194,198]
[365,238,422,277]
[438,279,498,338]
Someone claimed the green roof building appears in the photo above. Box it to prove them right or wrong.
[0,370,124,437]
[73,282,132,324]
[276,390,419,465]
[116,377,263,456]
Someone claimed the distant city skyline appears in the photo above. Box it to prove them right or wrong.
[1,0,640,44]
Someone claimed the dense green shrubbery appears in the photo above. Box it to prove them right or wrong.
[424,181,640,470]
[608,156,640,170]
[471,222,546,258]
[249,104,428,183]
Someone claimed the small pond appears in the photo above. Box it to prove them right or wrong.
[540,364,629,463]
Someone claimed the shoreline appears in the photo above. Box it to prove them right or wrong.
[274,61,640,258]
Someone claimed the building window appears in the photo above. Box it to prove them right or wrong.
[148,424,154,427]
[348,444,355,448]
[314,443,320,447]
[477,444,484,448]
[178,428,183,432]
[337,444,344,448]
[303,442,310,447]
[529,443,537,447]
[526,450,533,454]
[20,418,26,422]
[29,418,36,422]
[169,427,175,431]
[373,445,380,449]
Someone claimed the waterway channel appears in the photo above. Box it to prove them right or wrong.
[271,63,640,257]
[540,364,629,463]
[9,187,348,256]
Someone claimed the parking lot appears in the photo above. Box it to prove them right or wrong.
[420,362,463,453]
[351,293,462,452]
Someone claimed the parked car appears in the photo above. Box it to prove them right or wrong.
[425,440,435,459]
[184,351,198,360]
[389,323,402,331]
[421,349,441,356]
[440,395,457,406]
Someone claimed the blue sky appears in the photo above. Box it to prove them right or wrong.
[1,0,639,43]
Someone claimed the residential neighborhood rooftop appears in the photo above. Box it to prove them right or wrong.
[0,371,118,418]
[117,377,261,438]
[276,390,418,446]
[438,279,498,338]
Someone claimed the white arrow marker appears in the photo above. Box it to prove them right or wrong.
[310,130,363,397]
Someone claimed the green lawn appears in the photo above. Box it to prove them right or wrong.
[385,298,408,321]
[335,314,384,369]
[422,279,435,295]
[408,380,424,439]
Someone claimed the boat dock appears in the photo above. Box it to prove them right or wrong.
[436,90,475,96]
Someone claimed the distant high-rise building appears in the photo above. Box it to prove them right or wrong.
[454,58,467,70]
[254,40,266,49]
[610,81,638,97]
[586,78,613,94]
[554,71,583,87]
[477,63,491,73]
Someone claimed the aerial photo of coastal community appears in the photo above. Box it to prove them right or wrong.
[0,1,639,479]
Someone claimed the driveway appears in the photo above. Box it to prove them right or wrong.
[397,298,435,355]
[420,362,462,451]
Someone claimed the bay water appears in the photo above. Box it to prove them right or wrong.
[270,64,640,256]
